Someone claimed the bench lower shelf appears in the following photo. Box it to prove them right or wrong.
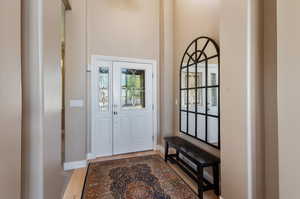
[167,154,216,192]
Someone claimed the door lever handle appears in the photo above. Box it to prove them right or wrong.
[113,111,118,115]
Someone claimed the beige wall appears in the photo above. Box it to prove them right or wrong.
[277,1,300,198]
[173,0,220,156]
[87,0,160,59]
[220,0,247,197]
[0,0,22,198]
[220,0,264,198]
[159,0,174,144]
[65,0,87,162]
[65,0,160,161]
[264,0,279,198]
[22,0,63,198]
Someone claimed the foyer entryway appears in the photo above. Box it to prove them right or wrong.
[91,57,155,157]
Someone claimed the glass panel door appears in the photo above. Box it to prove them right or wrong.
[121,69,145,109]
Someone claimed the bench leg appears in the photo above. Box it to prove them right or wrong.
[213,164,220,196]
[164,142,169,162]
[176,149,180,161]
[197,166,204,199]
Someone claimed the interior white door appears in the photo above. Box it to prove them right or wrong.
[112,62,153,155]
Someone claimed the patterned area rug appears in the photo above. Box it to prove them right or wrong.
[82,155,198,199]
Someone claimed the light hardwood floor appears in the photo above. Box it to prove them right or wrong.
[63,151,219,199]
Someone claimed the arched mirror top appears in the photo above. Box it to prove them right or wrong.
[180,37,220,69]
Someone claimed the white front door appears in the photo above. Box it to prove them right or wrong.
[91,59,154,157]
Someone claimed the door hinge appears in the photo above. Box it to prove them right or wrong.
[152,104,154,110]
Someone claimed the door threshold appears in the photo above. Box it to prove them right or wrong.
[89,150,157,163]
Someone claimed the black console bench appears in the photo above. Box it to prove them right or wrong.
[164,136,220,199]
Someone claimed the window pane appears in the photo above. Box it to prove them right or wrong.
[121,69,145,109]
[98,67,109,112]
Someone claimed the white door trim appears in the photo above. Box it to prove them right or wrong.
[90,55,158,158]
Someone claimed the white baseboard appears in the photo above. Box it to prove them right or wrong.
[156,144,164,154]
[86,153,96,160]
[63,160,87,171]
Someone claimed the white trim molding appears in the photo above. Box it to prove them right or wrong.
[86,153,96,160]
[63,160,88,171]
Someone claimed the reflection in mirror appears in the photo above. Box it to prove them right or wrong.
[208,88,219,116]
[179,36,220,149]
[180,112,187,132]
[188,64,197,88]
[188,113,196,136]
[197,114,206,140]
[181,68,187,88]
[207,57,219,86]
[207,117,219,147]
[181,90,187,110]
[197,88,206,113]
[188,89,196,112]
[197,63,206,87]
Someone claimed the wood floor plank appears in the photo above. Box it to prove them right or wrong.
[63,167,87,199]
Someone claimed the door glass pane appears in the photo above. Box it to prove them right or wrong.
[121,69,145,109]
[99,67,109,112]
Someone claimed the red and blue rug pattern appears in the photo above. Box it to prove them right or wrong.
[82,155,198,199]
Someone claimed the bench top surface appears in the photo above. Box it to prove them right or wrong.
[164,136,220,166]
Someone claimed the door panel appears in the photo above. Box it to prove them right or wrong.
[113,62,153,155]
[91,61,113,157]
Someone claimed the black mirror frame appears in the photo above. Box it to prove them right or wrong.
[179,36,220,149]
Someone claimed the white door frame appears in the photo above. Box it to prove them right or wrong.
[90,55,158,158]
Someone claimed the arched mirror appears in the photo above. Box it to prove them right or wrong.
[180,37,220,149]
